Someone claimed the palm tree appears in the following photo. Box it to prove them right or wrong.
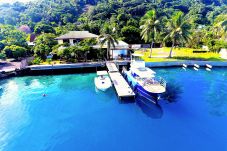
[140,9,160,58]
[97,34,118,60]
[164,12,192,58]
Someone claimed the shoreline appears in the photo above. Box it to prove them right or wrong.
[1,60,227,80]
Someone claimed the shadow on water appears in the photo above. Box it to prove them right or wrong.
[162,81,183,103]
[136,95,163,119]
[135,81,183,119]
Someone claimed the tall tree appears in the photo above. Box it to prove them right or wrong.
[213,14,227,40]
[164,12,192,58]
[140,9,160,58]
[34,33,57,59]
[97,34,118,60]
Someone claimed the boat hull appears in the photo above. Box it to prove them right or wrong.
[123,70,159,104]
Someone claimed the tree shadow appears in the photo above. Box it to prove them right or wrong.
[161,82,183,103]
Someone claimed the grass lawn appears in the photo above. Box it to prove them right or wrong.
[135,47,225,62]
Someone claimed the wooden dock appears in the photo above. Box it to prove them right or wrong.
[106,62,119,72]
[106,62,135,100]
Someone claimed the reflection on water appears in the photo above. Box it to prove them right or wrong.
[0,87,3,99]
[59,74,93,91]
[162,81,182,103]
[24,78,32,87]
[205,75,227,117]
[136,95,163,119]
[95,87,115,102]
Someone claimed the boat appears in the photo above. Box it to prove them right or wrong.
[94,71,112,91]
[122,54,166,104]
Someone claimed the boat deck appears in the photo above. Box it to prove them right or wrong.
[137,80,166,94]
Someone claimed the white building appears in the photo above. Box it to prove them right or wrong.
[219,48,227,59]
[93,40,130,59]
[55,31,98,46]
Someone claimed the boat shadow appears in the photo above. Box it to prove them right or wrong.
[135,95,163,119]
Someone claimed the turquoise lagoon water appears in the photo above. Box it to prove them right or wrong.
[0,68,227,151]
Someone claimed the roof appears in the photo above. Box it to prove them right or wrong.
[93,40,129,49]
[55,31,98,40]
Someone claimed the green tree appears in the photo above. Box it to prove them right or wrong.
[34,33,57,59]
[140,9,161,57]
[212,14,227,40]
[34,23,55,34]
[97,33,118,60]
[121,26,141,44]
[164,12,192,58]
[0,25,27,47]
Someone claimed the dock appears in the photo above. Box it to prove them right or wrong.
[106,62,135,100]
[106,62,119,72]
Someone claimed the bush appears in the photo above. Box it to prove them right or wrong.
[46,58,52,64]
[208,40,227,52]
[0,53,6,59]
[0,42,5,50]
[3,45,27,59]
[32,57,42,65]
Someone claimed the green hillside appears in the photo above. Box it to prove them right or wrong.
[0,0,226,62]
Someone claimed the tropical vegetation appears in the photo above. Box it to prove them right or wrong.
[0,0,226,63]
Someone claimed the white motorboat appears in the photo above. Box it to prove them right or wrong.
[123,54,166,104]
[94,71,112,91]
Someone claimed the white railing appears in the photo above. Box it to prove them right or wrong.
[155,76,167,88]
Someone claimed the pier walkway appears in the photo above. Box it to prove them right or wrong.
[106,62,135,100]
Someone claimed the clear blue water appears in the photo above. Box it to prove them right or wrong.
[0,67,227,151]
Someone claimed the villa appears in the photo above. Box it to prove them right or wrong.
[55,31,98,45]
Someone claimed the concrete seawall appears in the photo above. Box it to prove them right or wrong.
[146,61,227,67]
[29,61,129,71]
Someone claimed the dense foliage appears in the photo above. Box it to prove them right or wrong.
[0,0,226,61]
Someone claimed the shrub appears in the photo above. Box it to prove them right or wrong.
[3,45,27,59]
[0,53,6,59]
[46,58,52,64]
[32,57,42,65]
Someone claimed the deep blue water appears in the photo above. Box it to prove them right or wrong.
[0,67,227,151]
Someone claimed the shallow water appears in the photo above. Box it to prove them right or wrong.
[0,67,227,151]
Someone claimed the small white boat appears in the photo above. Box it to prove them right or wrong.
[94,71,112,91]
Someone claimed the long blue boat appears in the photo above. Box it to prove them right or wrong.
[123,54,166,104]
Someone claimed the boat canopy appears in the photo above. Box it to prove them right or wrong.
[131,67,156,78]
[97,71,108,76]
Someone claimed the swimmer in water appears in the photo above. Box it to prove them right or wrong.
[43,94,46,97]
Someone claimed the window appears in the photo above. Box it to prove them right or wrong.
[63,39,70,43]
